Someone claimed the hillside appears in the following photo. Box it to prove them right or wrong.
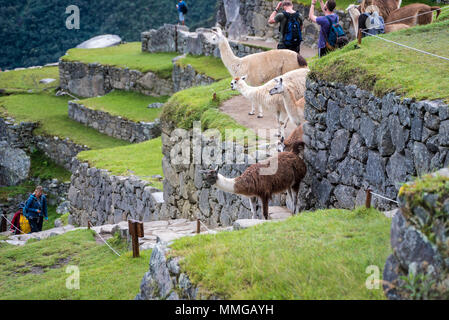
[0,0,217,70]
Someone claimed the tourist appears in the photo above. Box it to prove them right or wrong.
[268,1,304,53]
[24,186,48,233]
[358,5,385,38]
[308,0,339,58]
[176,0,188,26]
[10,203,31,234]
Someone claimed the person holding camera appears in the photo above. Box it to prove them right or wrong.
[268,1,304,53]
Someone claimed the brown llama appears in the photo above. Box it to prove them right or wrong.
[386,4,441,27]
[201,150,307,220]
[280,124,305,154]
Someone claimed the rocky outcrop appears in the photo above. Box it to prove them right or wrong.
[216,0,354,48]
[300,78,449,211]
[0,141,30,186]
[68,160,164,226]
[59,60,174,98]
[172,61,216,93]
[141,24,269,58]
[68,101,161,143]
[383,167,449,300]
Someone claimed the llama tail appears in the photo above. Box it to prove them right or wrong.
[297,54,308,68]
[431,6,441,19]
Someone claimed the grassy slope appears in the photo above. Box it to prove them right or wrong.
[61,42,178,79]
[175,55,231,80]
[171,208,391,299]
[0,93,129,150]
[310,11,449,102]
[161,78,246,135]
[78,91,168,123]
[0,66,59,93]
[77,138,164,190]
[0,230,150,299]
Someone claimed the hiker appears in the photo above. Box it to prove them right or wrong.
[268,1,304,53]
[358,5,385,38]
[309,0,347,57]
[24,186,48,233]
[176,0,188,26]
[10,203,31,235]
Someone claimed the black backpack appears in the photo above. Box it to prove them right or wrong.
[180,2,188,14]
[282,11,302,47]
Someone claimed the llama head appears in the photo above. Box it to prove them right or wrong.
[285,141,305,156]
[200,166,219,186]
[211,27,225,43]
[230,75,247,90]
[269,77,284,96]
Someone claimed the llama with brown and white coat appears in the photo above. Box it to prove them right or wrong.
[201,148,307,220]
[230,68,309,139]
[211,27,308,118]
[386,3,441,27]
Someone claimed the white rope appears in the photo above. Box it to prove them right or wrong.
[361,30,449,61]
[370,191,399,205]
[2,214,25,235]
[198,219,215,234]
[90,227,121,257]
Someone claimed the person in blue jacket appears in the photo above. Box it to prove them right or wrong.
[176,0,187,26]
[24,186,48,233]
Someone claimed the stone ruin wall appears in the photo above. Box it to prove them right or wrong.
[216,0,355,48]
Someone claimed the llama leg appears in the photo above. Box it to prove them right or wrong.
[249,102,255,116]
[262,197,269,220]
[257,103,263,118]
[249,197,258,219]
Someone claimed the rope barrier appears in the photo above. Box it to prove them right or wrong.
[2,214,25,235]
[369,191,399,205]
[198,219,215,234]
[360,30,449,61]
[91,227,122,257]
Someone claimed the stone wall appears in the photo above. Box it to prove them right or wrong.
[68,101,161,143]
[59,60,174,98]
[68,159,164,227]
[383,167,449,300]
[141,24,269,58]
[159,121,285,227]
[216,0,355,48]
[172,60,216,93]
[300,78,449,211]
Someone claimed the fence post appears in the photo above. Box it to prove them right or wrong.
[358,29,362,45]
[212,92,217,101]
[197,219,201,234]
[365,189,372,209]
[87,220,91,230]
[1,214,7,233]
[128,219,141,258]
[175,25,178,52]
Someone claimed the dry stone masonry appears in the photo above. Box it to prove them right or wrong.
[68,101,161,143]
[300,78,449,211]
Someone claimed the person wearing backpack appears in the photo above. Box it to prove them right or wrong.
[309,0,348,57]
[268,1,304,53]
[358,5,385,38]
[24,186,48,233]
[176,0,188,26]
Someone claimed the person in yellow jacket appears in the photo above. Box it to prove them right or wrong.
[10,203,31,234]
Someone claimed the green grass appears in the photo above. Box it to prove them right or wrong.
[0,93,129,150]
[77,138,164,190]
[61,42,178,79]
[175,55,230,80]
[0,66,59,93]
[30,149,72,182]
[161,78,247,136]
[0,183,35,202]
[77,90,168,123]
[171,207,391,300]
[0,229,151,299]
[310,13,449,102]
[42,205,58,231]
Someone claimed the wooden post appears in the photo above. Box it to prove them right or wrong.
[1,215,7,233]
[358,29,362,45]
[197,219,201,234]
[128,219,140,258]
[212,92,217,101]
[365,189,372,209]
[175,25,178,52]
[87,220,91,230]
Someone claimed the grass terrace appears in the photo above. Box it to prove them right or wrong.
[77,138,164,190]
[310,12,449,102]
[0,66,59,93]
[61,42,178,79]
[77,90,169,123]
[175,55,230,80]
[0,230,151,299]
[0,93,129,150]
[162,78,246,136]
[171,207,391,299]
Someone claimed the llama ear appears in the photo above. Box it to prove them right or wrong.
[279,78,283,84]
[241,75,248,81]
[214,165,219,172]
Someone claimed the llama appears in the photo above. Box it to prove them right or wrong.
[269,76,307,127]
[386,4,441,27]
[230,68,309,139]
[211,27,308,117]
[279,124,305,154]
[201,150,307,220]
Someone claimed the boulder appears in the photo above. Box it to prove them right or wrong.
[76,35,122,49]
[0,141,30,186]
